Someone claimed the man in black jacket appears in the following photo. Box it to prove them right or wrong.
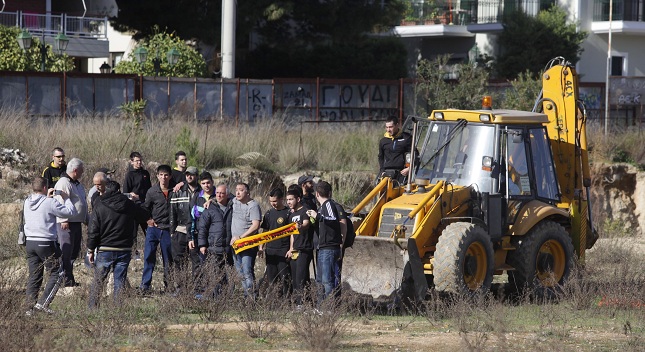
[123,151,151,259]
[306,181,342,302]
[123,152,152,204]
[197,190,228,297]
[378,117,413,183]
[214,183,235,266]
[139,164,173,294]
[42,147,66,188]
[169,166,200,291]
[87,181,149,308]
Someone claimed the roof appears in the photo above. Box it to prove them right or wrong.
[430,109,549,124]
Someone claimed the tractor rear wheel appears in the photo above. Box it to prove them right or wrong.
[434,223,494,294]
[508,220,574,298]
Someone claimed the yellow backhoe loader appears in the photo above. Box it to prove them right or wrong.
[343,57,598,300]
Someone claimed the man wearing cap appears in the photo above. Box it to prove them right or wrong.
[169,166,201,290]
[298,175,317,213]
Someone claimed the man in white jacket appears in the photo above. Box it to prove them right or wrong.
[54,158,87,287]
[24,177,77,315]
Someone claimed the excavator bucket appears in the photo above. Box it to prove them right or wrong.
[342,236,406,301]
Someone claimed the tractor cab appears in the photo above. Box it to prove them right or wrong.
[410,111,561,206]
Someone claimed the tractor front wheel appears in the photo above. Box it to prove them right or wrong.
[434,223,494,294]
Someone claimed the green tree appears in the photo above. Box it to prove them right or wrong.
[416,55,491,115]
[112,0,221,44]
[244,36,407,79]
[240,0,407,78]
[500,70,543,111]
[110,0,407,79]
[496,6,586,79]
[0,25,74,72]
[114,30,208,77]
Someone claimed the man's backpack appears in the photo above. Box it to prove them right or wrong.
[343,214,356,249]
[331,200,355,249]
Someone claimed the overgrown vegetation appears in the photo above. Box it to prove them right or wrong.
[1,108,645,350]
[415,55,491,116]
[0,25,74,72]
[114,29,208,78]
[496,6,587,79]
[1,233,644,351]
[587,125,645,169]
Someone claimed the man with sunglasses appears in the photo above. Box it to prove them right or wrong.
[42,147,66,189]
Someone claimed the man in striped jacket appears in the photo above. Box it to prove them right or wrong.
[169,166,201,291]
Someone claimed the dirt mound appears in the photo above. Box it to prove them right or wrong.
[590,163,645,236]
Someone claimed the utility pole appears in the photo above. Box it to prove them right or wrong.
[604,0,613,136]
[221,0,236,79]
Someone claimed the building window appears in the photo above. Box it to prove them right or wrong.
[611,56,624,76]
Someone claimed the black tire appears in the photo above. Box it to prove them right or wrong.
[434,223,494,294]
[508,220,574,298]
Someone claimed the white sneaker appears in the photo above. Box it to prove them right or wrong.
[34,303,54,314]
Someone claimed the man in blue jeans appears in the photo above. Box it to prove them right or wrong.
[306,181,343,302]
[139,165,174,294]
[229,182,262,300]
[87,181,150,308]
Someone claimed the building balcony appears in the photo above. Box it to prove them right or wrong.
[399,0,555,33]
[593,0,644,21]
[0,10,109,58]
[591,0,645,35]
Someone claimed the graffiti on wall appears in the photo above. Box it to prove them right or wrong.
[610,77,645,105]
[245,85,272,119]
[579,86,602,110]
[274,83,400,121]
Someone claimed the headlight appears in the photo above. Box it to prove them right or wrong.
[482,156,493,171]
[434,112,444,120]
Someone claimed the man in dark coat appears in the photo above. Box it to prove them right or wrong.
[87,180,149,308]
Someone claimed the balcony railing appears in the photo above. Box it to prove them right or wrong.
[402,0,554,26]
[0,11,108,39]
[593,0,645,21]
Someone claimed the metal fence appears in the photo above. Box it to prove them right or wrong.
[0,71,417,122]
[404,0,555,25]
[1,71,643,127]
[0,11,108,38]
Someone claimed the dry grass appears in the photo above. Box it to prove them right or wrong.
[2,109,645,350]
[587,123,645,168]
[0,108,382,177]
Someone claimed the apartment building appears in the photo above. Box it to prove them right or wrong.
[394,0,645,83]
[0,0,134,73]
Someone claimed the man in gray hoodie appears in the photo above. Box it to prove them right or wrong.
[54,158,88,287]
[24,177,77,315]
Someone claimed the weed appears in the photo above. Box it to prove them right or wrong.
[174,126,200,166]
[236,283,288,339]
[446,292,508,352]
[556,266,599,310]
[289,292,356,351]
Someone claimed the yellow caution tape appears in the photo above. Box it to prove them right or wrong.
[232,222,299,254]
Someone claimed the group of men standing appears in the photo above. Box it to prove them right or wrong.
[24,117,411,313]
